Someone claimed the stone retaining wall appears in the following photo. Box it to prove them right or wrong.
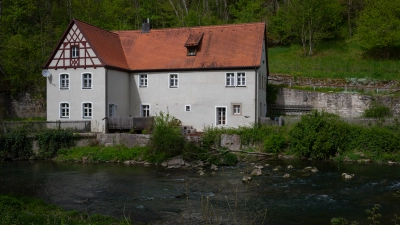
[275,88,400,117]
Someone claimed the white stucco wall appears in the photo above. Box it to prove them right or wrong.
[257,41,268,118]
[46,67,106,132]
[129,69,258,131]
[107,70,130,117]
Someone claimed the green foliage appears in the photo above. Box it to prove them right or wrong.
[0,129,32,160]
[266,83,280,104]
[289,111,351,159]
[363,102,392,118]
[331,217,349,225]
[35,129,75,159]
[264,134,286,154]
[365,204,382,225]
[356,0,400,59]
[147,112,185,163]
[55,145,147,163]
[208,149,238,166]
[271,0,343,56]
[0,195,127,225]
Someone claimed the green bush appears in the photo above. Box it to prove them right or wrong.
[289,111,351,159]
[0,129,32,160]
[264,134,286,154]
[36,129,76,159]
[147,112,185,163]
[363,102,392,118]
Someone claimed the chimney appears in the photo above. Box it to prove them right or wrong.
[142,18,151,33]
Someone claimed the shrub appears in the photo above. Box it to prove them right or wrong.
[363,102,392,118]
[0,129,32,159]
[289,111,351,159]
[36,129,76,159]
[264,134,286,154]
[147,112,185,163]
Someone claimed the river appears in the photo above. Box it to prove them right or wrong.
[0,160,399,224]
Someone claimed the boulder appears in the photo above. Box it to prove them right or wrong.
[342,173,355,179]
[161,162,168,167]
[283,173,290,178]
[287,165,293,169]
[251,168,262,176]
[311,168,318,173]
[197,170,205,176]
[254,165,264,169]
[210,164,218,171]
[242,176,252,183]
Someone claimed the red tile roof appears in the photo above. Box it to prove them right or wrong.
[114,22,265,71]
[44,20,265,72]
[75,20,130,70]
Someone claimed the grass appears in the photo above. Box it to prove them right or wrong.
[268,39,400,80]
[54,145,147,163]
[0,195,131,225]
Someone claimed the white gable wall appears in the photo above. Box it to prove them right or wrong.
[46,67,107,132]
[130,69,257,131]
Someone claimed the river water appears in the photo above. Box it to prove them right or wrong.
[0,160,399,224]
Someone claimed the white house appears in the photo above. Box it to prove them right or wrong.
[43,19,268,133]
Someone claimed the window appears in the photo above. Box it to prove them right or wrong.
[169,74,178,88]
[237,72,246,86]
[109,103,116,117]
[226,73,235,86]
[216,107,227,125]
[139,74,148,87]
[60,74,69,89]
[185,105,191,112]
[82,73,92,89]
[141,104,150,117]
[71,46,79,58]
[187,47,197,56]
[232,104,241,115]
[60,103,70,118]
[82,102,92,119]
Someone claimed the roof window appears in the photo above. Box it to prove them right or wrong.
[185,32,203,56]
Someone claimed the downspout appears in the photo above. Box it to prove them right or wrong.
[255,67,258,123]
[105,68,108,133]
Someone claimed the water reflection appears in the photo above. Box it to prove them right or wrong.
[0,160,399,224]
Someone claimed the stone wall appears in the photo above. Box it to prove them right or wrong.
[96,133,151,147]
[275,88,400,117]
[9,93,46,118]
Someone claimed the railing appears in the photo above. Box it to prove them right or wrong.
[2,121,91,133]
[259,116,400,127]
[107,117,154,131]
[268,104,313,113]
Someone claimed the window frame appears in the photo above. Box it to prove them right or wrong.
[108,103,117,117]
[139,74,148,87]
[225,73,235,87]
[71,46,79,58]
[185,105,191,112]
[215,106,227,126]
[232,103,242,116]
[169,73,179,88]
[141,104,151,117]
[237,72,246,87]
[82,102,93,119]
[59,102,70,119]
[59,73,70,90]
[82,73,92,89]
[187,47,197,56]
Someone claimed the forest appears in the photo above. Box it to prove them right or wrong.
[0,0,399,94]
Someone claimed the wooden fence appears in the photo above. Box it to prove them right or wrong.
[1,121,91,133]
[107,117,154,131]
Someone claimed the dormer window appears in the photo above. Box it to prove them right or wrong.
[185,32,203,57]
[71,46,79,58]
[187,47,197,56]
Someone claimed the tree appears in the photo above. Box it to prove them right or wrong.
[356,0,400,59]
[271,0,342,56]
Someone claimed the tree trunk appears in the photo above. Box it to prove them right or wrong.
[348,0,352,37]
[169,0,179,17]
[308,18,313,56]
[0,0,2,18]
